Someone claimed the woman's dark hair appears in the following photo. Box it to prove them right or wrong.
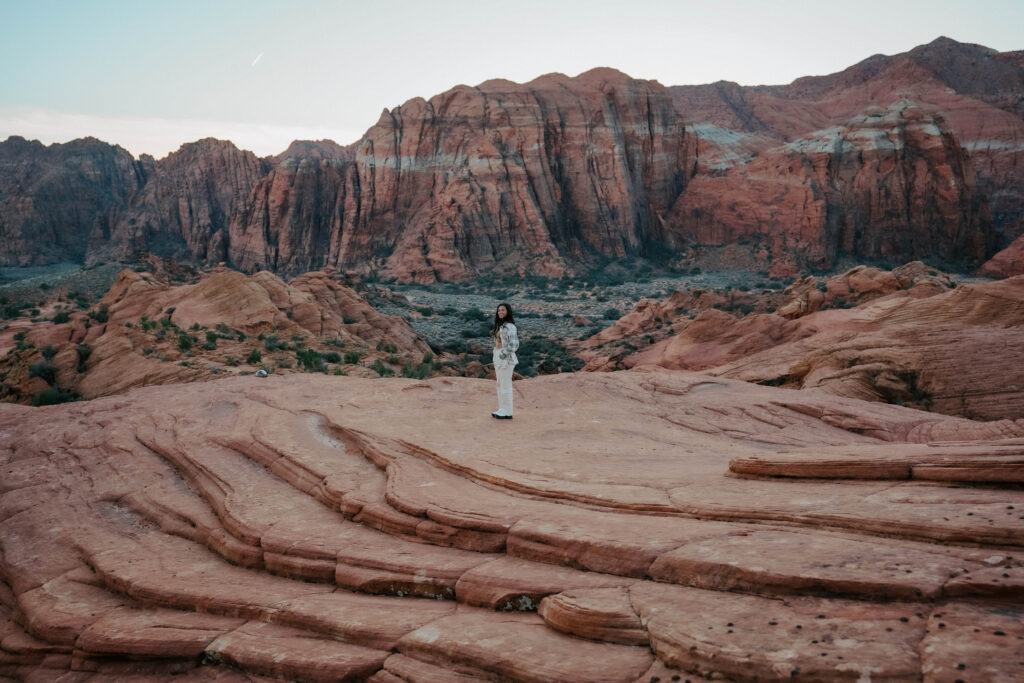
[490,303,515,338]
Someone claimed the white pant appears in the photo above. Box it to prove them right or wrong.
[493,349,515,416]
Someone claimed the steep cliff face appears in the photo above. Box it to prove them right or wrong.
[0,136,142,265]
[668,102,993,276]
[2,38,1022,280]
[230,69,695,281]
[670,38,1024,262]
[104,139,271,266]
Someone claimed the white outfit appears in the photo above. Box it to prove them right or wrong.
[493,322,519,416]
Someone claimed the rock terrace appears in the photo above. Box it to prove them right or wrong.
[1,369,1022,680]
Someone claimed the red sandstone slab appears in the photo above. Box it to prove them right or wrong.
[538,586,647,646]
[273,591,456,650]
[378,653,489,681]
[628,583,926,681]
[649,529,971,600]
[80,528,334,619]
[507,507,741,577]
[75,608,244,657]
[207,621,387,682]
[396,607,653,682]
[454,556,635,609]
[919,603,1024,682]
[16,571,126,646]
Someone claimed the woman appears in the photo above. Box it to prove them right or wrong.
[490,303,519,419]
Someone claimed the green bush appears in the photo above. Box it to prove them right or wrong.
[52,311,71,324]
[603,308,622,320]
[76,344,92,372]
[296,348,326,373]
[29,361,56,384]
[32,385,79,406]
[264,335,283,351]
[40,345,58,361]
[401,363,431,379]
[88,306,109,323]
[417,307,434,316]
[246,349,262,365]
[421,351,434,365]
[225,356,241,367]
[177,334,195,352]
[205,331,218,347]
[323,351,342,364]
[371,358,394,377]
[343,350,362,364]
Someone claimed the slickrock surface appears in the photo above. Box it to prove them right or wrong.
[1,369,1022,680]
[590,273,1024,422]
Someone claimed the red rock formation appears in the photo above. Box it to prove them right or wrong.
[0,267,429,404]
[667,102,993,276]
[672,37,1024,262]
[2,38,1022,280]
[230,68,695,281]
[0,136,142,265]
[0,370,1021,679]
[103,139,271,265]
[616,274,1024,421]
[979,233,1024,277]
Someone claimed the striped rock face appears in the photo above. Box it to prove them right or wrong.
[1,367,1021,680]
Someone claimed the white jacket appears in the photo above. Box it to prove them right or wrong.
[494,322,519,368]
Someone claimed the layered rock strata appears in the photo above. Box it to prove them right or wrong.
[3,38,1022,279]
[0,370,1022,679]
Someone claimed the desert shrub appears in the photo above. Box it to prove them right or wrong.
[323,351,341,364]
[264,335,283,351]
[29,361,56,384]
[296,348,326,373]
[325,337,344,348]
[401,363,431,379]
[460,307,486,322]
[276,360,293,369]
[177,334,195,352]
[39,345,57,361]
[3,305,24,319]
[417,307,434,316]
[603,308,622,320]
[421,351,434,365]
[76,344,92,372]
[217,322,231,336]
[52,311,71,324]
[342,316,358,325]
[225,356,241,367]
[32,385,79,406]
[246,349,262,365]
[205,331,218,346]
[343,350,362,364]
[371,358,394,377]
[235,331,246,342]
[88,306,108,323]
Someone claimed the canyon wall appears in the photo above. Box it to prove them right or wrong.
[2,37,1022,280]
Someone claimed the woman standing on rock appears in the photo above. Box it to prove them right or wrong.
[491,303,519,419]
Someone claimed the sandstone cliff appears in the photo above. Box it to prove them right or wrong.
[0,136,142,265]
[2,38,1023,279]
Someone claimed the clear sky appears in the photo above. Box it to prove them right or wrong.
[1,0,1021,158]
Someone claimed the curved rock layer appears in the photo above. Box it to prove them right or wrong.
[604,273,1024,422]
[1,370,1022,680]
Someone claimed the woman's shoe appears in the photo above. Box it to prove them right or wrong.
[491,413,513,419]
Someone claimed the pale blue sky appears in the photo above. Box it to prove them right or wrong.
[1,0,1021,157]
